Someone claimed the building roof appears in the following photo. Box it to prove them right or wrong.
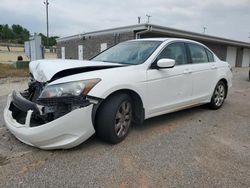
[131,38,170,41]
[57,24,250,48]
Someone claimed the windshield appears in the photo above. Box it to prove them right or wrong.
[91,41,162,65]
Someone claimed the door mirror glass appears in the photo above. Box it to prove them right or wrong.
[157,58,175,69]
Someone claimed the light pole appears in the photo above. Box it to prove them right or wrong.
[44,0,49,47]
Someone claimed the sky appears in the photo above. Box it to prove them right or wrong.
[0,0,250,42]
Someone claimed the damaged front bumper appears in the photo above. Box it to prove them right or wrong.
[3,91,96,149]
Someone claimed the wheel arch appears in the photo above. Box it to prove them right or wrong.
[92,89,145,128]
[218,78,228,98]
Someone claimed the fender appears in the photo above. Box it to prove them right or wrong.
[88,83,146,108]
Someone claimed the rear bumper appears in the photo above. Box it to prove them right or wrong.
[4,92,95,149]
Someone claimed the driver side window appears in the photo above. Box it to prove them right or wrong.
[157,42,187,65]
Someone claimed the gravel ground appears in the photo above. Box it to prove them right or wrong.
[0,68,249,188]
[0,77,27,127]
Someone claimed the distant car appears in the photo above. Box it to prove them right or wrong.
[4,38,232,149]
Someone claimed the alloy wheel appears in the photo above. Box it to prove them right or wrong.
[214,84,225,107]
[115,101,132,138]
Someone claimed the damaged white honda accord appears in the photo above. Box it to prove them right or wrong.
[4,38,232,149]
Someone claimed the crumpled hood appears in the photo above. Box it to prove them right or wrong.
[29,59,122,82]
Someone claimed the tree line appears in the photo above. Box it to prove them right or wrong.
[0,24,58,46]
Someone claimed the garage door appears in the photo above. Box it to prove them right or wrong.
[61,47,65,59]
[78,45,83,60]
[226,47,237,67]
[242,48,250,67]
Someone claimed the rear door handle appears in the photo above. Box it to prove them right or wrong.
[183,69,192,74]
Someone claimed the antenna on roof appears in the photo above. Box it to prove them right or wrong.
[203,26,207,34]
[146,14,152,24]
[138,16,141,24]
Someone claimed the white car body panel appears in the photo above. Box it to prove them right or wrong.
[29,59,122,82]
[3,38,232,149]
[4,94,95,149]
[189,62,218,101]
[146,64,193,117]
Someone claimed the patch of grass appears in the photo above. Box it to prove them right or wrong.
[0,63,29,78]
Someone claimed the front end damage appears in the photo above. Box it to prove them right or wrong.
[4,76,99,149]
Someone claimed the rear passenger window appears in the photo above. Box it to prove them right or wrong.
[188,43,209,63]
[205,49,214,62]
[157,42,187,65]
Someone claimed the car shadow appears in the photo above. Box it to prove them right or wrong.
[133,104,208,131]
[1,104,216,153]
[72,104,210,151]
[51,100,232,152]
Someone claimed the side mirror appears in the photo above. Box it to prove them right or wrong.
[157,58,175,69]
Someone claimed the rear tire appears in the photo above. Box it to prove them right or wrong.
[209,81,226,109]
[95,93,133,144]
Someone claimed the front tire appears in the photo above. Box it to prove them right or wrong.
[209,81,226,109]
[95,93,133,144]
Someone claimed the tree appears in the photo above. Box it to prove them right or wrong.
[12,24,23,35]
[0,24,30,43]
[39,33,59,47]
[0,24,14,40]
[0,24,58,46]
[11,24,30,43]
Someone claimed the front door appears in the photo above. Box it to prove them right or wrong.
[146,42,193,118]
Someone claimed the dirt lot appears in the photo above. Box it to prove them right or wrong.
[0,64,29,78]
[0,46,57,63]
[0,68,249,188]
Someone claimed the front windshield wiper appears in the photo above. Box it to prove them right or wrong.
[99,60,133,66]
[100,60,119,63]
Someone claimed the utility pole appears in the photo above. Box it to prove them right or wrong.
[249,32,250,42]
[203,26,207,34]
[146,14,152,24]
[138,16,141,24]
[44,0,49,47]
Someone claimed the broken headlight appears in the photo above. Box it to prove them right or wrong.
[39,78,101,98]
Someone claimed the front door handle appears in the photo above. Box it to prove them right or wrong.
[183,69,192,74]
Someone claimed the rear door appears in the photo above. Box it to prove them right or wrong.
[146,42,193,117]
[186,43,218,102]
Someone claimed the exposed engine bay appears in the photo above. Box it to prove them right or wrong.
[8,61,123,128]
[9,74,94,127]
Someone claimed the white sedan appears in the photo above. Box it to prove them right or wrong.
[4,38,232,149]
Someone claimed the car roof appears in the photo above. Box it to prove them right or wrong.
[130,38,201,43]
[129,38,210,49]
